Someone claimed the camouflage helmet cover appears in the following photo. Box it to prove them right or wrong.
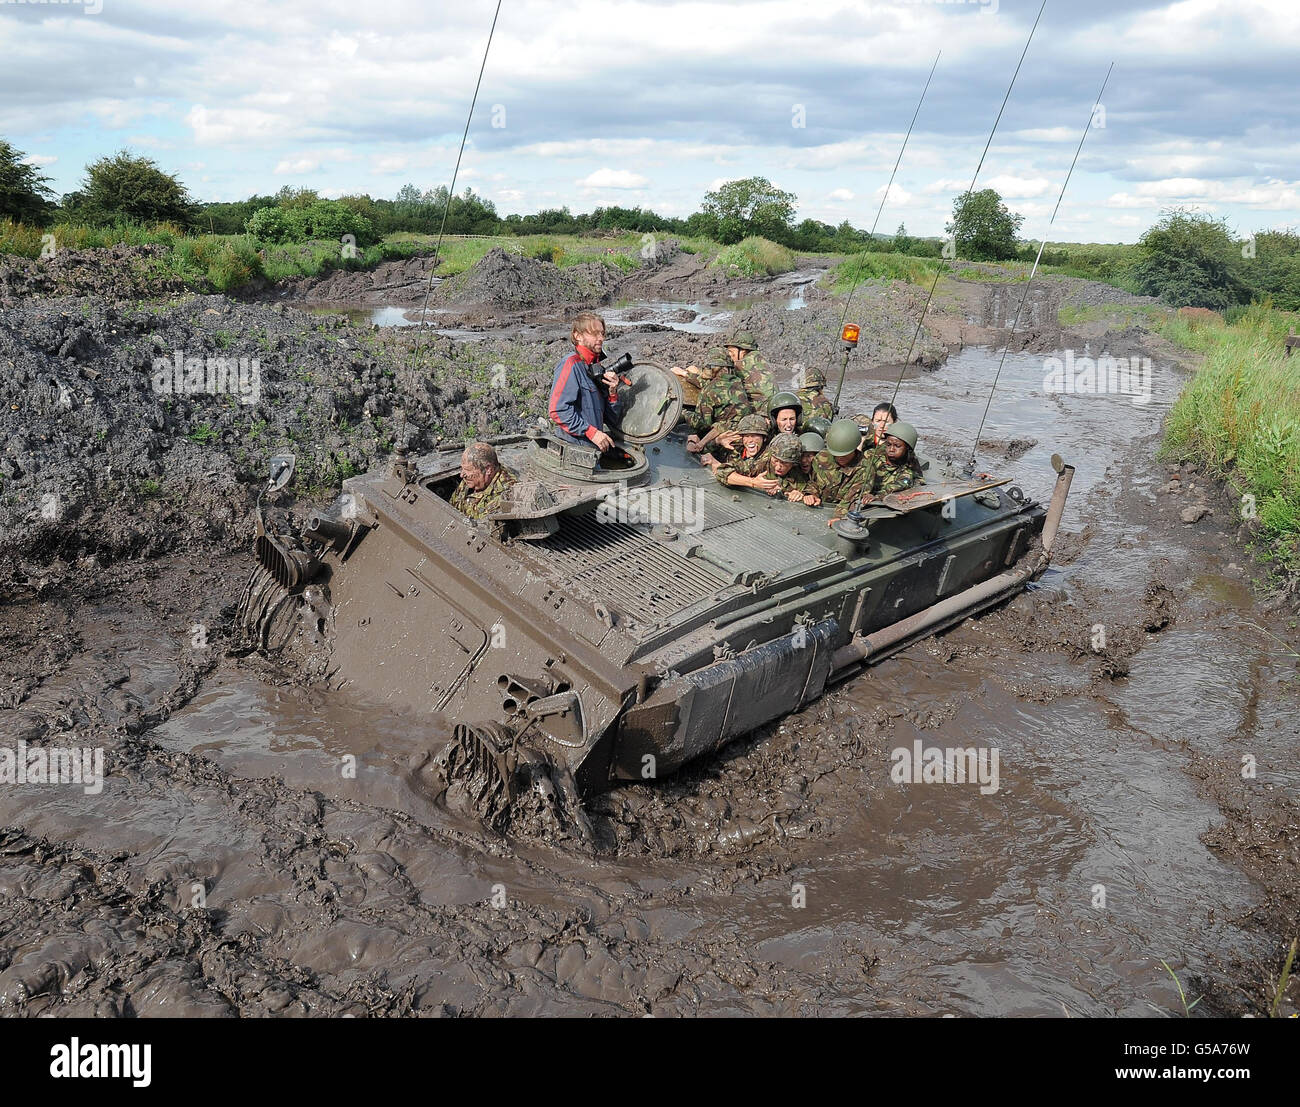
[736,413,770,436]
[768,432,803,463]
[727,329,758,351]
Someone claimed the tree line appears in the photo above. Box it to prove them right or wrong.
[1,139,1296,310]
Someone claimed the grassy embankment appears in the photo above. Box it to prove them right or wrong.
[1154,303,1300,578]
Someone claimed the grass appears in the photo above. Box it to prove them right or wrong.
[384,231,652,276]
[830,249,942,291]
[1159,959,1203,1016]
[1158,301,1300,573]
[1271,937,1297,1017]
[714,236,796,278]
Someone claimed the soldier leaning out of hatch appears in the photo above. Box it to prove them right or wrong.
[716,431,806,498]
[547,311,623,453]
[450,441,517,521]
[725,329,775,413]
[795,367,835,425]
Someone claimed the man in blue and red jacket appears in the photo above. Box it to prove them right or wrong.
[548,311,624,452]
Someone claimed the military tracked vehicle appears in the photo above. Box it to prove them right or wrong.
[239,361,1074,826]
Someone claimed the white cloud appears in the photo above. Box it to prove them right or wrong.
[274,157,321,174]
[187,104,293,145]
[22,154,58,167]
[828,187,854,201]
[578,168,648,189]
[985,174,1053,200]
[373,155,409,173]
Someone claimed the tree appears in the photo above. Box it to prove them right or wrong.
[1130,208,1251,309]
[0,139,56,223]
[893,222,913,254]
[946,188,1024,261]
[700,177,797,244]
[82,150,196,226]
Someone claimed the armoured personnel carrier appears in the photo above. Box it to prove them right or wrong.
[239,360,1074,826]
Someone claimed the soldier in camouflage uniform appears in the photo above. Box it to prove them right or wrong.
[712,414,770,484]
[841,421,925,513]
[726,329,775,414]
[812,419,867,506]
[716,431,805,497]
[795,367,835,426]
[685,347,753,437]
[450,442,517,521]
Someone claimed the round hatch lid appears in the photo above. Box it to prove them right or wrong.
[616,361,684,445]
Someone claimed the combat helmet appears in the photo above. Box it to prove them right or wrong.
[802,368,827,389]
[798,432,826,454]
[825,418,863,458]
[768,432,803,463]
[883,420,918,450]
[806,416,832,438]
[727,329,758,351]
[736,413,770,436]
[702,346,731,370]
[768,390,803,419]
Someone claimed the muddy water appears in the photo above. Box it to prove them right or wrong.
[2,339,1292,1016]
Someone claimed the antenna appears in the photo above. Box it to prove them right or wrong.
[888,0,1048,409]
[412,0,503,360]
[831,49,941,409]
[967,62,1114,472]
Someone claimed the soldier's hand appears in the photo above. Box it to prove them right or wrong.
[803,493,822,507]
[590,429,615,452]
[784,489,803,502]
[753,476,781,495]
[716,431,740,450]
[685,434,702,453]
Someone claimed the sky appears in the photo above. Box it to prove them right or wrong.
[2,0,1298,244]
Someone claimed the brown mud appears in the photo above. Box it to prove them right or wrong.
[1,249,1296,1016]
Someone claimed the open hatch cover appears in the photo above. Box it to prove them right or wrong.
[616,361,684,445]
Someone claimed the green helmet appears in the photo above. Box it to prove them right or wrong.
[803,368,827,389]
[736,413,769,436]
[825,419,862,458]
[883,420,918,450]
[806,416,832,438]
[702,346,731,370]
[768,390,803,419]
[799,432,826,454]
[768,432,802,463]
[727,329,758,351]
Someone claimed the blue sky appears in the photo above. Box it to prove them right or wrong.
[2,0,1298,243]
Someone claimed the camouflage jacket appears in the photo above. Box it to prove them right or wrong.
[687,370,753,434]
[796,387,835,424]
[450,466,516,521]
[842,447,925,509]
[811,450,864,503]
[716,451,804,494]
[740,351,776,413]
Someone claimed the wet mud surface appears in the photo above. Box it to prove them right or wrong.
[1,250,1297,1017]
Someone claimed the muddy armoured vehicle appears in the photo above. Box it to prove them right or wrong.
[240,361,1074,825]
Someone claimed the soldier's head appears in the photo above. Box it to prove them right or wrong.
[798,431,825,473]
[768,432,802,476]
[802,367,827,391]
[769,391,803,435]
[736,413,769,458]
[701,347,731,380]
[882,421,918,465]
[872,402,899,443]
[826,419,862,468]
[570,311,606,356]
[725,328,757,367]
[460,441,499,491]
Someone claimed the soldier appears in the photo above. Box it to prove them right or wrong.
[792,431,825,507]
[841,421,925,514]
[813,418,867,506]
[717,431,804,497]
[713,414,770,484]
[547,311,623,452]
[450,442,517,521]
[768,391,803,435]
[795,368,835,425]
[805,415,832,440]
[725,329,775,413]
[685,346,752,438]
